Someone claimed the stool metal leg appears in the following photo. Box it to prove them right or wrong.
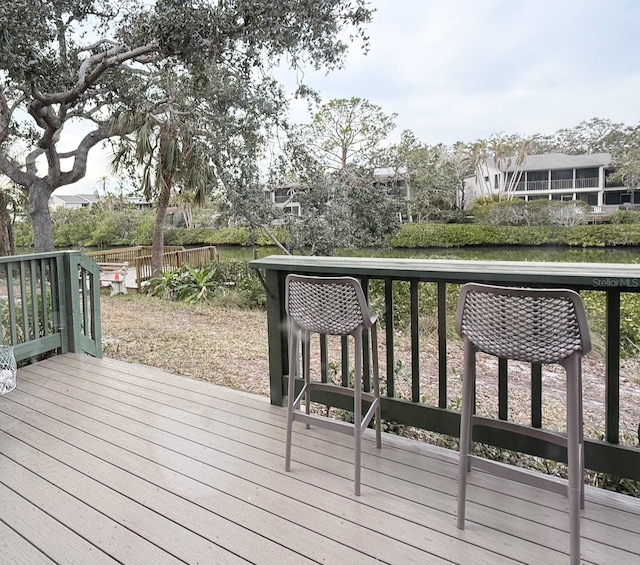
[303,330,311,429]
[457,338,476,529]
[566,356,582,565]
[354,329,363,496]
[285,323,298,473]
[371,324,381,449]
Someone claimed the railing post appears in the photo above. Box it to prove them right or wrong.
[62,251,83,353]
[135,257,142,292]
[437,282,447,408]
[265,268,287,406]
[605,289,621,444]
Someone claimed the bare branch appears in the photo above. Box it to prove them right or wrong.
[78,39,120,52]
[0,153,35,187]
[25,148,43,175]
[31,41,159,109]
[58,127,112,186]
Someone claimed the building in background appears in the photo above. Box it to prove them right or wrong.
[461,153,633,211]
[265,169,412,222]
[49,192,100,210]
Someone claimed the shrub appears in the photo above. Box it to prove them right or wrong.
[469,199,590,227]
[609,210,640,224]
[145,259,266,308]
[391,223,640,249]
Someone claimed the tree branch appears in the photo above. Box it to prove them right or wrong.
[0,153,36,188]
[31,41,159,110]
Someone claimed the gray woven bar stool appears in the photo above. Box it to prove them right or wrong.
[455,283,591,565]
[284,274,381,496]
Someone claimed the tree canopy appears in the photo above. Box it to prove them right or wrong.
[0,0,373,252]
[298,97,396,171]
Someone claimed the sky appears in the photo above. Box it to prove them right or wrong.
[60,0,640,194]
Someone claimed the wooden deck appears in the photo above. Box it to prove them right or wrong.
[0,355,638,565]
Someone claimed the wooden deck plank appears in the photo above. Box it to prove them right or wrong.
[0,486,80,565]
[0,395,358,565]
[0,354,636,565]
[16,364,529,565]
[0,447,172,565]
[33,357,640,560]
[12,370,454,565]
[15,366,579,563]
[68,354,640,541]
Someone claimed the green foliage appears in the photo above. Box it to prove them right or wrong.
[145,259,266,308]
[1,291,54,345]
[391,222,640,249]
[299,97,397,170]
[378,130,466,221]
[52,208,96,248]
[89,209,148,248]
[368,279,459,331]
[162,226,290,247]
[13,220,34,249]
[591,474,640,497]
[469,199,590,227]
[49,208,290,249]
[580,292,640,358]
[172,265,219,303]
[51,207,153,249]
[284,169,401,255]
[609,210,640,224]
[145,270,182,301]
[0,0,373,252]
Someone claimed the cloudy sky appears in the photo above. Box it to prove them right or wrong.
[285,0,640,145]
[63,0,640,193]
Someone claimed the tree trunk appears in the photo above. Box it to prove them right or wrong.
[151,179,171,275]
[151,122,180,274]
[0,190,14,256]
[29,180,55,253]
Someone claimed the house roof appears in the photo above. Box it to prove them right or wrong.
[374,167,408,178]
[52,194,92,204]
[496,152,611,172]
[77,193,100,202]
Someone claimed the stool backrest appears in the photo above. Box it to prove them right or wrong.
[455,283,591,364]
[285,274,372,336]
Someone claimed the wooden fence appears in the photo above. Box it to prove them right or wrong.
[134,246,219,291]
[86,246,185,264]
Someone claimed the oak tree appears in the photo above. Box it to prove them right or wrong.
[0,0,372,252]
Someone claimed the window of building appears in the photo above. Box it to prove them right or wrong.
[604,191,634,205]
[605,169,625,188]
[494,175,499,190]
[283,204,301,216]
[527,171,548,182]
[576,193,598,206]
[575,167,599,179]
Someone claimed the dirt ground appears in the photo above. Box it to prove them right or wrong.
[101,293,640,448]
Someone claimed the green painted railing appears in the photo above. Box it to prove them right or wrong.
[0,251,102,361]
[250,255,640,481]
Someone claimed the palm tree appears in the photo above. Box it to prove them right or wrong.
[112,111,215,274]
